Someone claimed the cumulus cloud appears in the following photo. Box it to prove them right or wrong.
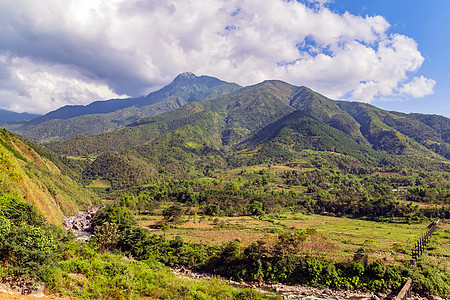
[399,76,436,98]
[0,0,434,113]
[0,55,125,113]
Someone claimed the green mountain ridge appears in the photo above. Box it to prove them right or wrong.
[47,78,450,161]
[336,101,449,159]
[2,74,448,189]
[1,72,241,143]
[48,80,448,188]
[240,110,383,164]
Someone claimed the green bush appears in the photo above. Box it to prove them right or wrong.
[0,197,61,279]
[93,205,135,230]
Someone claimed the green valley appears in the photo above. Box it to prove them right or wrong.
[0,74,449,299]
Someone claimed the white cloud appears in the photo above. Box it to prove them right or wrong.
[0,56,125,114]
[399,76,436,98]
[0,0,434,113]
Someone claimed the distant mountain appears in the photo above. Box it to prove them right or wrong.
[0,129,98,224]
[48,80,449,158]
[46,79,449,186]
[48,80,297,155]
[1,73,241,143]
[0,109,40,123]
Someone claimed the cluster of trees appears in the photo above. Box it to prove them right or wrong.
[108,166,449,221]
[0,195,65,278]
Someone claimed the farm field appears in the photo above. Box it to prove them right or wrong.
[137,212,450,266]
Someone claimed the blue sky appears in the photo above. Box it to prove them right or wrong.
[0,0,448,117]
[328,0,450,116]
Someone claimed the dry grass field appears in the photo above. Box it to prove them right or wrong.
[137,212,450,267]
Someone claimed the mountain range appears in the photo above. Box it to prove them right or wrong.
[0,73,241,143]
[1,73,449,187]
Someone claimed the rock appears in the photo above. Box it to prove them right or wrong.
[64,206,104,241]
[371,295,380,300]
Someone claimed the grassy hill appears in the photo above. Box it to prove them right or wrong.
[238,110,384,165]
[0,129,98,224]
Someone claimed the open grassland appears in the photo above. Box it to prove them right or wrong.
[87,179,112,188]
[137,212,449,267]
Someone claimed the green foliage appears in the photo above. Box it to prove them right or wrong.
[163,204,185,223]
[93,205,135,231]
[86,151,154,188]
[0,197,60,279]
[47,241,272,300]
[0,197,45,226]
[94,222,120,253]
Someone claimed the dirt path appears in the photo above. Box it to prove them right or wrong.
[0,291,75,300]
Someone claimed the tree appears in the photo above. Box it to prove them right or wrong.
[163,204,184,223]
[94,222,120,253]
[250,201,264,216]
[93,205,135,231]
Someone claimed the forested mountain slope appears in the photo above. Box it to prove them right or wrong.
[1,73,241,143]
[0,129,98,224]
[238,110,384,164]
[336,101,450,159]
[47,79,450,162]
[42,80,449,189]
[47,81,297,155]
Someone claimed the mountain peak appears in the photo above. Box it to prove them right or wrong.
[174,72,198,81]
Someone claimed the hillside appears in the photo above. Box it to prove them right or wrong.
[1,73,241,143]
[238,110,384,164]
[336,101,449,159]
[47,82,448,190]
[0,129,98,224]
[1,78,449,299]
[47,80,297,155]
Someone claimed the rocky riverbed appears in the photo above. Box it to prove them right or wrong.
[63,206,103,241]
[171,267,436,300]
[172,266,375,299]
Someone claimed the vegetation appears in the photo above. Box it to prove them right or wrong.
[0,75,449,298]
[0,195,274,300]
[0,129,97,224]
[86,204,449,297]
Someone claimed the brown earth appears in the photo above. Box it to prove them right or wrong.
[0,291,75,300]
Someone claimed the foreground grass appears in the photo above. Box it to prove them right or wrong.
[46,242,277,300]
